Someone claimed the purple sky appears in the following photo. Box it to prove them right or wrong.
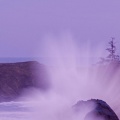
[0,0,120,59]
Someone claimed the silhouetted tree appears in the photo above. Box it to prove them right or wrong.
[99,37,120,64]
[106,37,119,62]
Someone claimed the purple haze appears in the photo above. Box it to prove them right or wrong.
[0,0,120,59]
[0,1,120,120]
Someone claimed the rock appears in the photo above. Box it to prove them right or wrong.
[73,99,119,120]
[0,61,49,101]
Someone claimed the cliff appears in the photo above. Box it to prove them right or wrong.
[0,61,49,101]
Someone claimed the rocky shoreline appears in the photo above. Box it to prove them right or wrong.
[0,61,49,101]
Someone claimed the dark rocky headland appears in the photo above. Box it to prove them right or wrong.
[0,61,49,101]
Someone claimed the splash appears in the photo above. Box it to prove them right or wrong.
[32,34,120,120]
[19,33,120,120]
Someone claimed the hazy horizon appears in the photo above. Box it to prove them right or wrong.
[0,0,120,59]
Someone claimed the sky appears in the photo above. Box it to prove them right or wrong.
[0,0,120,62]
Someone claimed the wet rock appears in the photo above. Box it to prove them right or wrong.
[73,99,119,120]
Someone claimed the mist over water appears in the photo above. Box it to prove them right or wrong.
[32,34,119,119]
[0,34,120,120]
